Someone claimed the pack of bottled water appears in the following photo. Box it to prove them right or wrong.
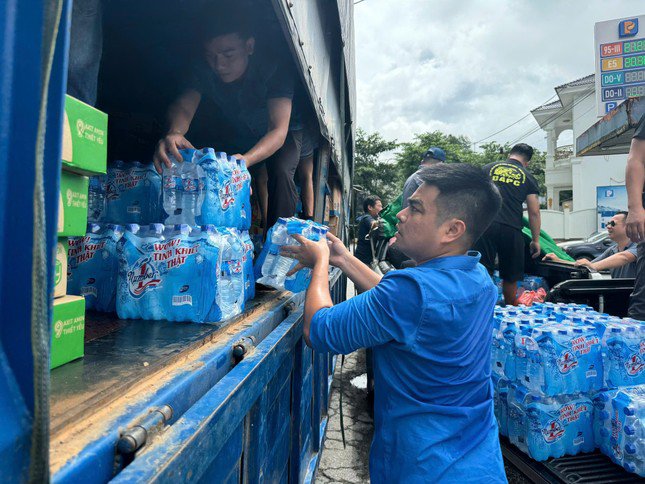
[116,223,246,323]
[593,386,645,476]
[67,223,123,312]
[492,304,605,396]
[163,148,251,229]
[87,176,107,222]
[492,302,645,467]
[507,383,595,461]
[255,217,328,292]
[102,161,163,224]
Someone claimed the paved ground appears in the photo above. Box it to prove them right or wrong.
[316,350,373,483]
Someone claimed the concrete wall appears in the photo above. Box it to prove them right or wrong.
[527,208,597,240]
[566,95,627,212]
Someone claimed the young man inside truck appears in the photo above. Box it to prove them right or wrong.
[152,6,306,228]
[281,163,507,483]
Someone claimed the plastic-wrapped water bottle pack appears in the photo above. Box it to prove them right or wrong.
[102,161,164,225]
[254,217,328,293]
[164,148,251,229]
[116,224,248,323]
[67,223,123,312]
[491,302,644,472]
[593,386,645,476]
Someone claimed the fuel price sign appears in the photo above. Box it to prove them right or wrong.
[595,15,645,116]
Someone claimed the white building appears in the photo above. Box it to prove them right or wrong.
[531,74,627,240]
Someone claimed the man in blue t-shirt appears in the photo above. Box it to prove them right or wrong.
[152,7,304,227]
[282,163,507,483]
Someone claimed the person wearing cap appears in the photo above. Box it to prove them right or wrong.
[474,143,541,306]
[401,147,446,209]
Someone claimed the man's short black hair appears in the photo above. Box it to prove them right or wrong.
[509,143,534,162]
[363,195,381,213]
[198,5,254,42]
[416,164,502,245]
[615,210,629,219]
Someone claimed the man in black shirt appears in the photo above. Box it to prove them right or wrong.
[474,143,541,305]
[354,195,383,266]
[625,115,645,320]
[153,8,303,228]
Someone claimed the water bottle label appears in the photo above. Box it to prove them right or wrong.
[172,295,193,306]
[557,350,579,374]
[127,256,162,297]
[541,420,565,443]
[625,354,644,376]
[219,181,235,210]
[81,285,98,298]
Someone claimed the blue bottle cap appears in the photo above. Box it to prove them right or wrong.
[126,223,140,233]
[573,328,583,334]
[624,425,636,436]
[625,443,637,454]
[624,406,635,416]
[149,223,164,234]
[558,329,568,335]
[611,327,622,333]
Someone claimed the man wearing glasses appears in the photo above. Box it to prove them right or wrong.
[543,211,637,278]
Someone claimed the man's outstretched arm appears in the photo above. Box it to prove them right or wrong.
[626,137,645,242]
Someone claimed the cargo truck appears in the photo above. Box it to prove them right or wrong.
[0,0,355,482]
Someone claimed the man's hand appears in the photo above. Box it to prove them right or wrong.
[574,258,594,269]
[542,253,559,262]
[529,240,541,259]
[281,234,330,276]
[153,133,195,174]
[326,232,351,268]
[626,207,645,243]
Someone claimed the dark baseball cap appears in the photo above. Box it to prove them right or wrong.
[422,146,446,162]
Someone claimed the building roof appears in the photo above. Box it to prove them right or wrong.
[532,99,563,113]
[532,74,594,114]
[555,73,594,90]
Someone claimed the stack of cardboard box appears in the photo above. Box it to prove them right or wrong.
[51,95,107,369]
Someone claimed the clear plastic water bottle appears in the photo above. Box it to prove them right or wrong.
[163,153,205,225]
[88,176,106,222]
[259,218,289,288]
[218,229,245,320]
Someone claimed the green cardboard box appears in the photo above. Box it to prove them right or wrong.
[58,170,88,236]
[51,295,85,369]
[54,238,67,298]
[61,94,107,175]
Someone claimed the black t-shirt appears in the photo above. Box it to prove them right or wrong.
[483,158,539,230]
[354,214,375,265]
[185,50,301,153]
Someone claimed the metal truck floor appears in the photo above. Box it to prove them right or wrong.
[50,290,282,435]
[500,437,644,483]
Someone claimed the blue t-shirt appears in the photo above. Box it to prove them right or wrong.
[310,252,507,483]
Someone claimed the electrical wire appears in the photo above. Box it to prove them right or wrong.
[507,89,594,146]
[473,94,558,146]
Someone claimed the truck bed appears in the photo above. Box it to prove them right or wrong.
[50,290,283,435]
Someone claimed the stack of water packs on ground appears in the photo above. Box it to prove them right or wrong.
[593,386,645,475]
[76,149,253,323]
[491,302,644,476]
[254,217,328,293]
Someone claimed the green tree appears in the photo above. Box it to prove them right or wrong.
[354,128,399,204]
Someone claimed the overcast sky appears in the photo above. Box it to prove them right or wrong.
[354,0,643,151]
